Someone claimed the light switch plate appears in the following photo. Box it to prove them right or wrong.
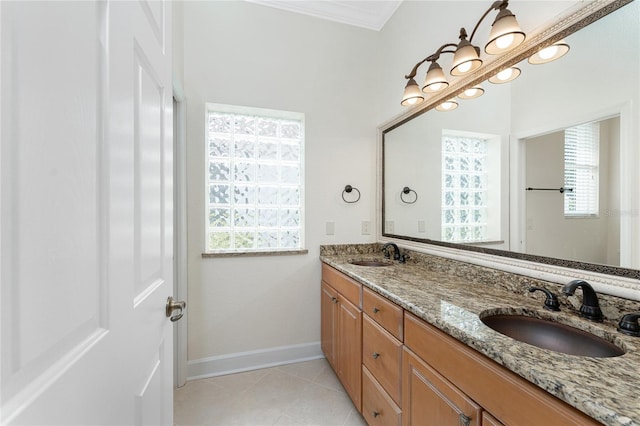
[326,221,335,235]
[361,221,370,235]
[385,220,394,233]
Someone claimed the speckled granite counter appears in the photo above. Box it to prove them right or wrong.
[320,244,640,426]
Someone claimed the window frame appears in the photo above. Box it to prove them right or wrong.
[203,103,306,255]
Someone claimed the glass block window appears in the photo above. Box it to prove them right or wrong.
[441,134,489,242]
[564,122,599,217]
[205,103,304,253]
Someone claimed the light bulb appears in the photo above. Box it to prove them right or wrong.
[406,98,419,105]
[495,33,514,49]
[457,61,472,74]
[430,82,444,92]
[497,68,513,81]
[464,88,478,97]
[441,102,454,110]
[539,45,558,60]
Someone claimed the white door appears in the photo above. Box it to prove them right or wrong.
[1,1,177,424]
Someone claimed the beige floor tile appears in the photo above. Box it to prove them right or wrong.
[174,359,362,426]
[276,358,328,382]
[282,382,354,425]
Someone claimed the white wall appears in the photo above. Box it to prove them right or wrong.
[172,0,184,89]
[183,1,379,375]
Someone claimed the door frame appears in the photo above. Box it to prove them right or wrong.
[173,78,188,388]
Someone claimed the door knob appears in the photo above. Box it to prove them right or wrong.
[166,296,186,322]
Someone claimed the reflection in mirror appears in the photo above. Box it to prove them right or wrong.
[383,84,510,249]
[382,1,639,278]
[524,117,620,266]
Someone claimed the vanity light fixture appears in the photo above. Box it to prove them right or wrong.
[483,1,526,54]
[422,61,449,93]
[401,0,525,106]
[401,78,425,106]
[458,85,485,99]
[528,40,570,64]
[450,28,483,76]
[436,99,459,112]
[488,66,521,83]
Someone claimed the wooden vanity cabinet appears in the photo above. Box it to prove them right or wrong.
[482,412,505,426]
[361,287,404,426]
[363,315,402,404]
[403,312,600,426]
[321,264,362,412]
[403,347,482,426]
[363,366,402,426]
[321,264,601,426]
[363,287,403,340]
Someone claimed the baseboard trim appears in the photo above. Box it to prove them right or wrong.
[186,342,324,381]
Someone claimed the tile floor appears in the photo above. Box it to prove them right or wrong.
[174,358,368,426]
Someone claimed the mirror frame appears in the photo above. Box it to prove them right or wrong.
[378,0,640,299]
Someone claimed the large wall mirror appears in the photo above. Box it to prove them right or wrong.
[381,0,639,293]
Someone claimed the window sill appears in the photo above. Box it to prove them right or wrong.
[453,240,505,246]
[202,249,309,258]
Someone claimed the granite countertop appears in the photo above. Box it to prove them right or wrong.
[320,250,640,426]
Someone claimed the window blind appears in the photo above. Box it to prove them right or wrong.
[564,122,599,216]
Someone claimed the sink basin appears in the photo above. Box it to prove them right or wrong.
[481,314,625,357]
[348,259,393,267]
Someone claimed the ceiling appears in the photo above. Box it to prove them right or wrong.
[246,0,403,31]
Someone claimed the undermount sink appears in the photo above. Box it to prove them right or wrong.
[481,313,625,358]
[348,259,393,267]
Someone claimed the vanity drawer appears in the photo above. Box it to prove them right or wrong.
[322,264,361,308]
[363,287,403,340]
[362,365,402,426]
[363,315,403,405]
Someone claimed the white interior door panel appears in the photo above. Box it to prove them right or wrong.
[1,1,174,424]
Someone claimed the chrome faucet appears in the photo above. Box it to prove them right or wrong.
[382,242,401,261]
[562,280,603,322]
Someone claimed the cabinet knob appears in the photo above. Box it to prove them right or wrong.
[373,411,380,418]
[331,297,338,304]
[372,352,380,359]
[459,414,471,426]
[372,307,380,314]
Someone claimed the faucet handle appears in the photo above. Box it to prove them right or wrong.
[529,287,561,311]
[399,253,410,264]
[382,247,391,259]
[618,313,640,337]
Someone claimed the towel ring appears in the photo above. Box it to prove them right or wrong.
[342,185,361,203]
[401,186,418,204]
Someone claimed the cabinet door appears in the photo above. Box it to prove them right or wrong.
[403,348,481,426]
[321,282,338,370]
[338,294,363,412]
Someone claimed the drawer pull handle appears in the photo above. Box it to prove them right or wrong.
[373,411,380,418]
[372,352,380,359]
[372,307,380,314]
[459,414,471,426]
